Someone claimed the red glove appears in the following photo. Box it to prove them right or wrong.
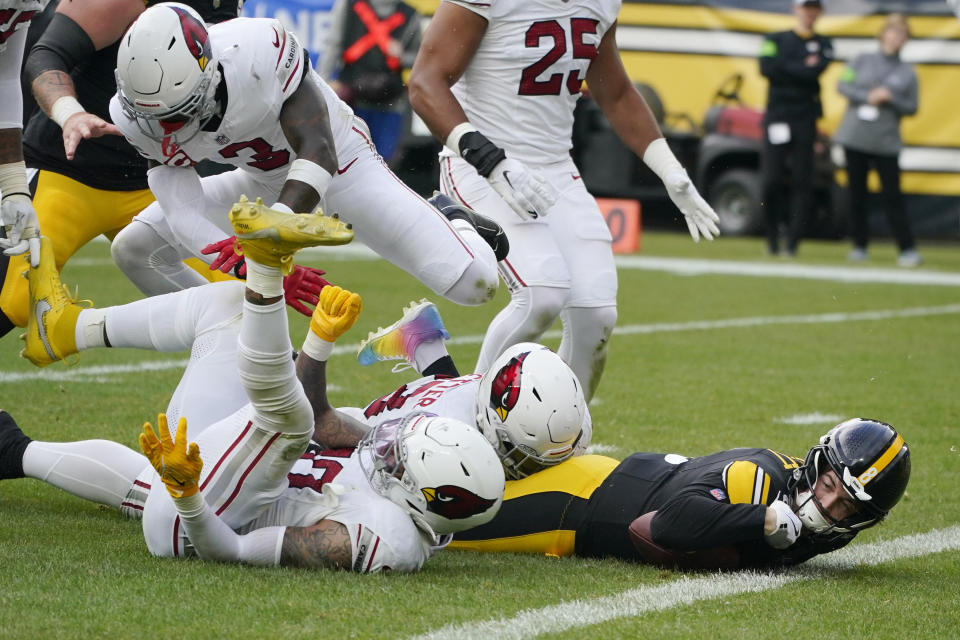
[201,236,246,278]
[283,265,331,316]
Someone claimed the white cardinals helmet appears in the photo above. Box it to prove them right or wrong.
[359,413,505,536]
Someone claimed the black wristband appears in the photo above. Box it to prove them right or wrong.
[458,131,506,178]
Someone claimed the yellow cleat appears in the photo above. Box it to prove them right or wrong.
[229,195,354,275]
[20,237,89,367]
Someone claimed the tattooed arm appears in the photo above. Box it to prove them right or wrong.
[26,0,138,158]
[296,351,371,449]
[279,520,353,569]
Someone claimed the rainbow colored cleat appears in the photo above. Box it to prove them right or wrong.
[357,299,450,367]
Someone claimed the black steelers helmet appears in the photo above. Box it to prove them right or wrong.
[792,418,910,536]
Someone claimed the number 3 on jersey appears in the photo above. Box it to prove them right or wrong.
[519,18,600,96]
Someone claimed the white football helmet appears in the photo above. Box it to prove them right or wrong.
[358,413,505,536]
[115,3,221,144]
[476,343,586,479]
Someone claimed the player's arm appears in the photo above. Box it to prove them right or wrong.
[276,74,338,214]
[295,285,369,447]
[587,22,718,242]
[295,353,371,448]
[406,2,484,145]
[0,28,40,264]
[24,0,137,160]
[408,2,555,220]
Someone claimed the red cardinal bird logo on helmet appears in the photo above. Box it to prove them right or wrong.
[489,351,529,422]
[171,6,211,71]
[422,485,497,520]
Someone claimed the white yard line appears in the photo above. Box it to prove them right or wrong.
[4,304,960,382]
[776,413,846,426]
[615,256,960,286]
[67,247,960,285]
[411,526,960,640]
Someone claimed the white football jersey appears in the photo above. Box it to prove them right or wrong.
[446,0,621,166]
[0,0,47,54]
[354,373,593,456]
[244,443,433,573]
[110,17,355,187]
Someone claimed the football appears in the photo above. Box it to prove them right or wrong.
[628,512,741,571]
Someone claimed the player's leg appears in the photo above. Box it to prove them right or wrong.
[0,410,149,516]
[0,171,149,336]
[440,156,571,373]
[142,203,346,558]
[546,168,618,402]
[324,130,498,306]
[451,455,619,556]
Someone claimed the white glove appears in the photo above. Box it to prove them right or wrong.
[487,157,557,221]
[0,194,41,267]
[663,170,720,243]
[765,499,802,550]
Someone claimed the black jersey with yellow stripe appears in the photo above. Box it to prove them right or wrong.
[577,448,803,564]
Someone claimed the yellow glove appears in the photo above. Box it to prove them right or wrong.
[309,285,362,342]
[138,413,203,498]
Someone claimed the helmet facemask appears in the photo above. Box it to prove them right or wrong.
[792,447,882,541]
[115,64,220,146]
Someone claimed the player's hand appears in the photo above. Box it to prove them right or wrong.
[309,285,362,342]
[0,195,42,267]
[62,112,122,161]
[487,158,557,220]
[201,236,246,277]
[139,413,203,499]
[283,265,330,317]
[764,499,802,549]
[663,170,720,242]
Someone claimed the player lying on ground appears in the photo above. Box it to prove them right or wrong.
[2,200,504,572]
[106,3,503,308]
[452,418,910,571]
[350,297,593,479]
[19,246,585,483]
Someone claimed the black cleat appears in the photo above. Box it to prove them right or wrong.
[0,411,31,480]
[429,193,510,262]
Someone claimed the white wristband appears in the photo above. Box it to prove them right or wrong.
[445,122,477,156]
[50,96,85,128]
[642,137,685,182]
[0,161,30,199]
[302,330,335,361]
[286,159,333,197]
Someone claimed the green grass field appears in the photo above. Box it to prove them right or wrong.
[2,231,959,639]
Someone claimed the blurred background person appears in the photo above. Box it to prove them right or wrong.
[320,0,421,164]
[835,13,920,268]
[758,0,832,257]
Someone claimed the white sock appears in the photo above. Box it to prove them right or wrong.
[75,308,107,350]
[22,440,148,509]
[413,339,448,373]
[245,259,284,298]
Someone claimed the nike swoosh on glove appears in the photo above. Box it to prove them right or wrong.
[765,498,802,549]
[487,158,557,220]
[663,170,721,242]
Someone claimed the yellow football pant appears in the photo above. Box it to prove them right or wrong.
[1,170,231,327]
[449,454,619,557]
